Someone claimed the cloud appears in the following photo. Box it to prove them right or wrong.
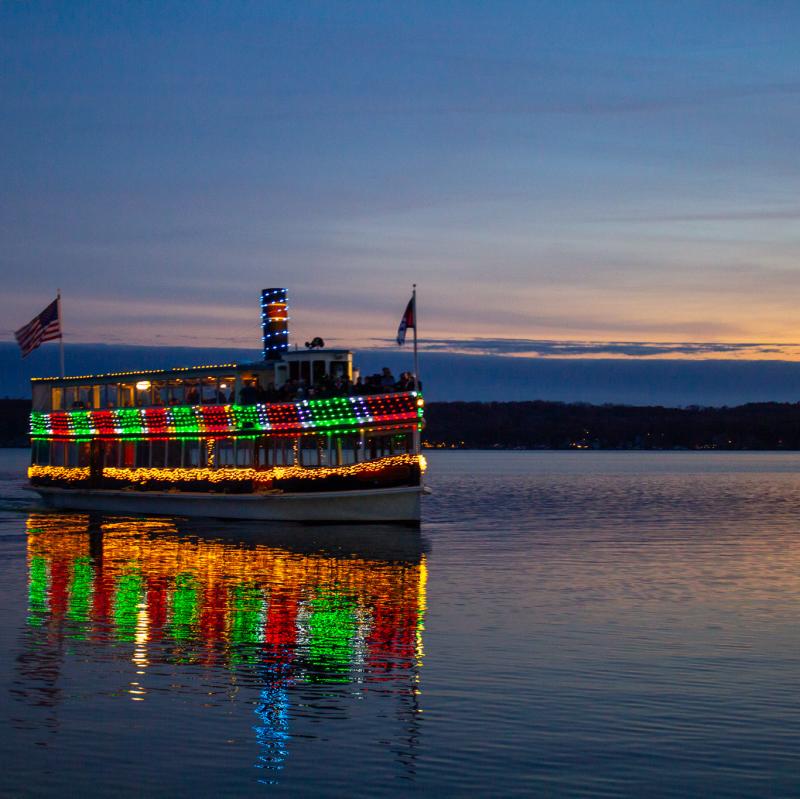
[604,209,800,223]
[369,337,800,359]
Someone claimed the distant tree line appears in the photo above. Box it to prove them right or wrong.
[423,400,800,450]
[3,398,800,450]
[0,400,31,447]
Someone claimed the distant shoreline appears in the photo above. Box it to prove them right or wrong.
[5,397,800,451]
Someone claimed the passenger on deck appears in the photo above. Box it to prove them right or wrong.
[238,381,259,405]
[380,367,395,389]
[398,371,415,391]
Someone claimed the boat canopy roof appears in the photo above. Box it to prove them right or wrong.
[31,349,354,387]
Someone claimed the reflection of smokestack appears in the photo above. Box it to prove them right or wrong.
[261,288,289,360]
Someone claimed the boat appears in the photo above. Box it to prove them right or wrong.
[25,288,426,523]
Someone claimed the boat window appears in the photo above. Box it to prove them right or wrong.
[201,377,219,404]
[121,441,135,468]
[366,433,400,459]
[103,441,119,468]
[216,438,235,467]
[78,386,93,408]
[184,438,207,467]
[167,380,184,406]
[185,380,200,405]
[64,386,78,408]
[77,442,91,468]
[289,361,299,381]
[119,384,135,408]
[236,439,254,467]
[295,435,316,467]
[219,377,234,404]
[331,361,346,379]
[257,439,267,468]
[275,364,288,388]
[150,440,166,467]
[326,433,357,466]
[166,439,182,468]
[31,440,49,465]
[134,381,151,407]
[104,384,118,408]
[267,437,292,466]
[397,431,413,453]
[135,441,150,468]
[153,381,168,406]
[50,387,63,411]
[313,360,327,382]
[49,441,63,466]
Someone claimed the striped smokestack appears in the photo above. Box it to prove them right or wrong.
[261,288,289,360]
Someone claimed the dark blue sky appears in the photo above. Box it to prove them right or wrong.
[2,2,800,395]
[5,343,800,407]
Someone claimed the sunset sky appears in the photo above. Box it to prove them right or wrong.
[3,2,800,363]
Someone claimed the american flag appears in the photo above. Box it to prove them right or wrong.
[15,298,61,357]
[396,296,415,345]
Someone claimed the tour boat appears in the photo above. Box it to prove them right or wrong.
[26,288,426,523]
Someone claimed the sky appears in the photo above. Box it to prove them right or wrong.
[2,1,800,399]
[7,343,800,407]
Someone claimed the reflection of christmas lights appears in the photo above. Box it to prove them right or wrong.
[24,512,428,772]
[25,514,426,672]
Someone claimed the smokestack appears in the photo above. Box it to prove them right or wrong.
[261,288,289,360]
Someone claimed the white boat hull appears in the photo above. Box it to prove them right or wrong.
[28,484,422,523]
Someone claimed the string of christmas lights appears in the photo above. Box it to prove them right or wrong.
[30,392,424,439]
[28,454,426,488]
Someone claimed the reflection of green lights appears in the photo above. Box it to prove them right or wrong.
[67,556,94,635]
[307,591,357,681]
[170,572,198,640]
[27,556,49,626]
[229,583,265,663]
[114,570,143,641]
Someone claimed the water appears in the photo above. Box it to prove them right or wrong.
[3,449,800,796]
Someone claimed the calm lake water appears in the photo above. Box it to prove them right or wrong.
[3,448,800,796]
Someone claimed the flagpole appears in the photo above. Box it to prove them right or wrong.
[412,283,420,457]
[57,289,65,378]
[412,283,419,392]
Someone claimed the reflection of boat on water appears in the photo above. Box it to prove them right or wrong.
[19,512,427,781]
[26,288,426,523]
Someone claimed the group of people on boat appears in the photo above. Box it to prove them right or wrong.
[63,368,419,410]
[238,368,419,404]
